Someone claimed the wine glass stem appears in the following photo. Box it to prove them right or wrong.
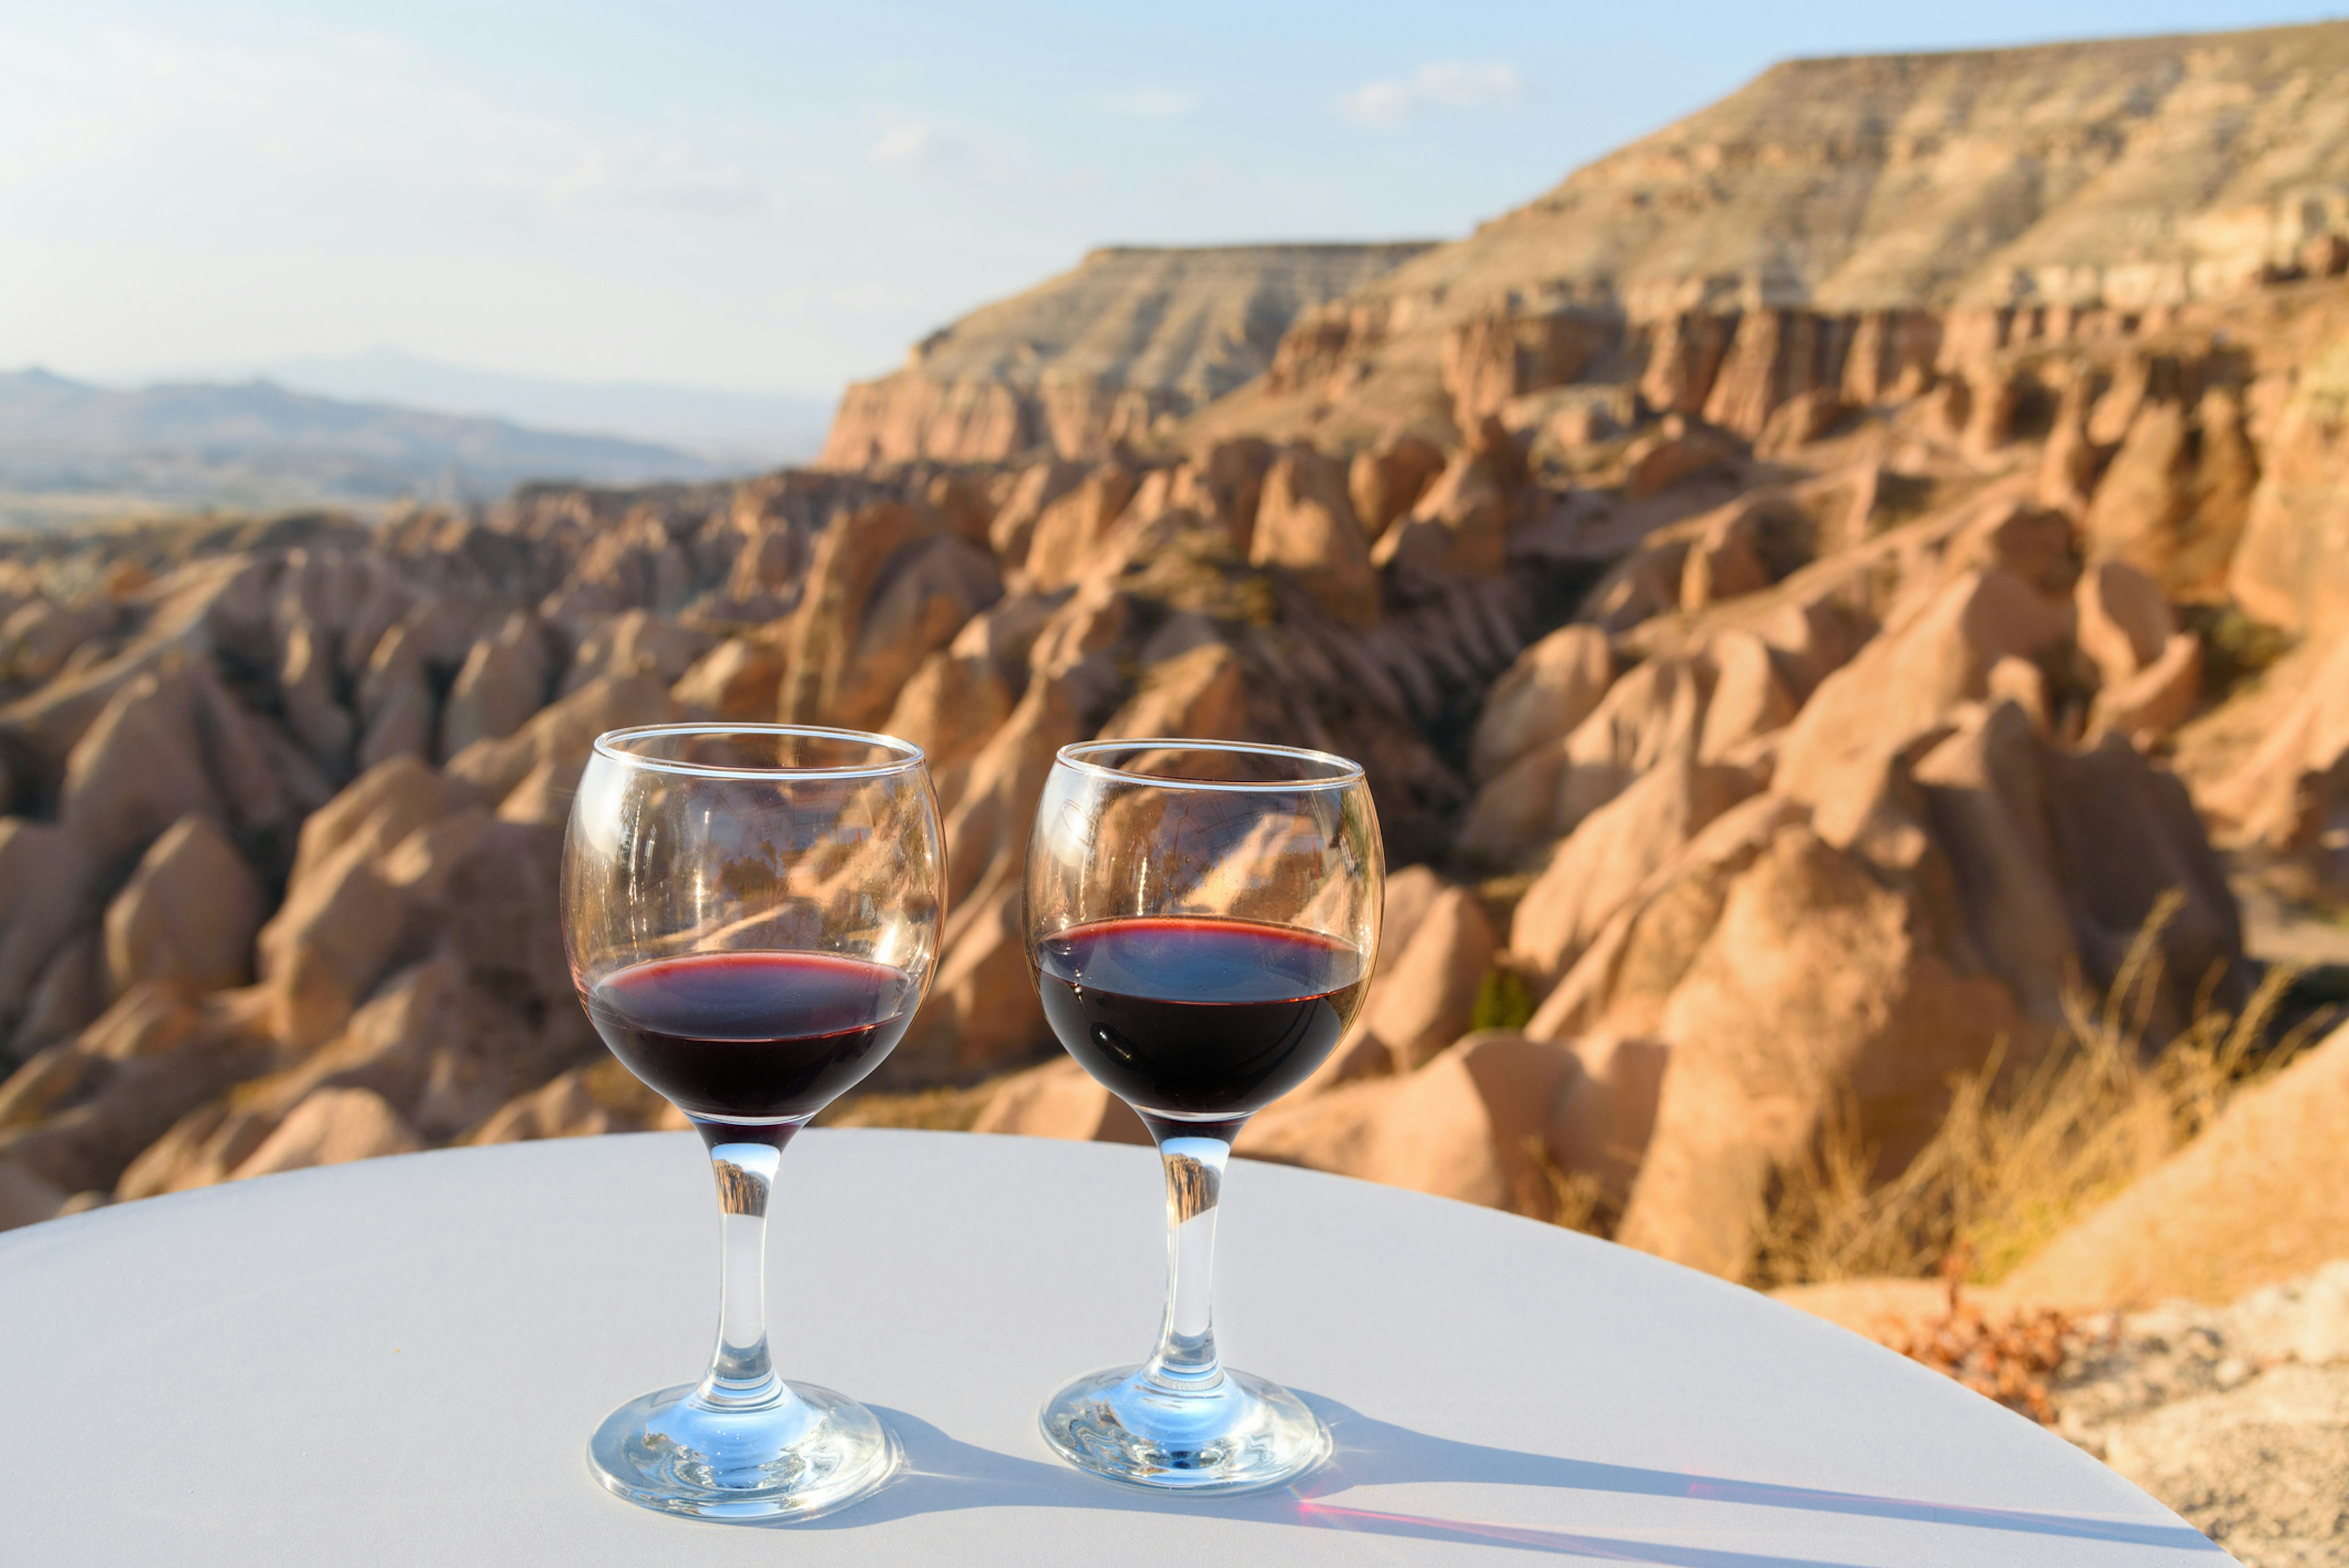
[1143,1124,1237,1394]
[699,1137,786,1408]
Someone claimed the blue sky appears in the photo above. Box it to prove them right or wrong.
[2,2,2337,399]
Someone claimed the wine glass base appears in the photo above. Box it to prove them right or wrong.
[1039,1364,1331,1493]
[587,1380,899,1522]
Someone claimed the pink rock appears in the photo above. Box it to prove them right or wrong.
[880,647,1014,780]
[60,667,230,873]
[0,984,272,1203]
[231,1087,423,1180]
[1347,433,1446,542]
[1097,644,1249,742]
[1251,445,1378,626]
[2076,559,2176,686]
[276,619,353,772]
[2090,632,2202,746]
[669,637,786,722]
[1526,794,1808,1044]
[987,459,1086,568]
[781,509,1001,731]
[1616,825,2020,1279]
[103,816,265,998]
[2201,633,2349,853]
[1375,420,1521,579]
[2232,359,2349,639]
[1,600,119,685]
[0,820,97,1032]
[1240,1031,1581,1214]
[1546,1033,1671,1210]
[971,1057,1149,1144]
[116,1099,275,1198]
[2004,1019,2349,1310]
[0,1156,66,1231]
[1368,885,1499,1072]
[1696,629,1797,762]
[444,672,672,822]
[10,933,100,1060]
[468,1068,682,1145]
[1772,567,2074,831]
[1025,461,1143,592]
[440,612,552,754]
[1513,752,1761,987]
[561,610,717,698]
[1469,625,1613,782]
[354,625,436,771]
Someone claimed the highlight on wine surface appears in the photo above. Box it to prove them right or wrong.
[1025,737,1383,1493]
[560,723,943,1521]
[1034,916,1367,1118]
[587,949,922,1124]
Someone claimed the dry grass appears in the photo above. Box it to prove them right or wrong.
[1526,1137,1614,1235]
[1751,891,2320,1291]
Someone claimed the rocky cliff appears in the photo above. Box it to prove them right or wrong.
[817,243,1434,467]
[1189,20,2349,448]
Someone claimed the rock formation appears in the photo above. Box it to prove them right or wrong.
[2007,1021,2349,1310]
[819,244,1434,467]
[1187,21,2349,452]
[2050,1257,2349,1566]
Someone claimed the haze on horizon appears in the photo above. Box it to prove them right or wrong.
[3,0,2334,408]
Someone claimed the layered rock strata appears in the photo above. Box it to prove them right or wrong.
[1188,20,2349,450]
[818,243,1434,467]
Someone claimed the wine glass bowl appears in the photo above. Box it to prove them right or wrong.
[1026,738,1382,1492]
[562,724,943,1520]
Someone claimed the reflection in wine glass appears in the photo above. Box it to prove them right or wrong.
[563,723,942,1520]
[1025,738,1383,1492]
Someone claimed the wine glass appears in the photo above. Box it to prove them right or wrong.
[1025,738,1382,1492]
[562,723,943,1520]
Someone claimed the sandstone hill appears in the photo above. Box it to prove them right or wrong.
[818,243,1434,467]
[1190,20,2349,450]
[5,256,2345,1263]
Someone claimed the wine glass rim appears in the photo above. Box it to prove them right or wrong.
[1054,737,1366,790]
[593,723,929,780]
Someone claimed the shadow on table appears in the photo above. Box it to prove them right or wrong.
[797,1397,2220,1562]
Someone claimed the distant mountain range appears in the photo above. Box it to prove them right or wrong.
[220,347,835,464]
[0,365,763,530]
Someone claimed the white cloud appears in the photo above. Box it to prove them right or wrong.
[867,121,941,166]
[555,141,762,216]
[0,26,762,225]
[1091,87,1197,119]
[1340,61,1524,127]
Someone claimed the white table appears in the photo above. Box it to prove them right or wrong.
[0,1129,2216,1565]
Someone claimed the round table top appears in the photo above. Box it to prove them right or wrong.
[0,1129,2214,1566]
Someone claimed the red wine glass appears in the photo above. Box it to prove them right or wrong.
[1026,738,1383,1492]
[562,723,942,1520]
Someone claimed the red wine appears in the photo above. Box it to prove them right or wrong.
[1035,916,1367,1120]
[585,951,917,1126]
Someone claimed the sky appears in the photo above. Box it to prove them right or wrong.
[2,2,2340,402]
